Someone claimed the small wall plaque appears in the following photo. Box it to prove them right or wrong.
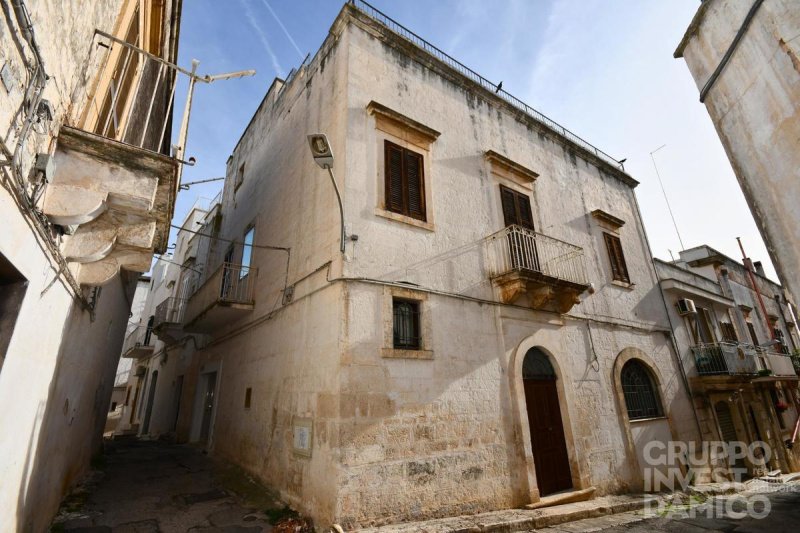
[293,418,313,457]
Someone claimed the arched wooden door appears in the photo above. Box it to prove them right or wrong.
[523,348,572,495]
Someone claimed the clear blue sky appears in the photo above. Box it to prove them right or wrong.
[169,0,777,280]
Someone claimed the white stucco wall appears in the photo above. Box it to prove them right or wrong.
[0,1,184,528]
[677,0,800,303]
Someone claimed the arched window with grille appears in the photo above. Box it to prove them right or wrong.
[621,360,663,420]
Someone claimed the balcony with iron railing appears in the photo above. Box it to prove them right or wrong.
[153,297,187,343]
[691,342,798,378]
[41,30,181,286]
[183,263,258,333]
[121,325,156,359]
[485,225,590,314]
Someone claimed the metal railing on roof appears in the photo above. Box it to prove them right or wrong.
[349,0,625,171]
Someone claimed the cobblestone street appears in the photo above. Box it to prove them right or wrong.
[535,484,800,533]
[52,439,288,532]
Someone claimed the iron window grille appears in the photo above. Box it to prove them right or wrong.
[621,360,663,420]
[393,298,421,350]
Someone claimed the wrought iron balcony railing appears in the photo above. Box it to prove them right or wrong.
[121,325,155,357]
[349,0,625,171]
[154,297,186,328]
[485,225,588,287]
[691,342,798,377]
[183,262,258,330]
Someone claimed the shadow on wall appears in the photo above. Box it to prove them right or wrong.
[16,276,135,531]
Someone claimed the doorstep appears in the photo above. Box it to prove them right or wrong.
[526,487,596,509]
[354,494,662,533]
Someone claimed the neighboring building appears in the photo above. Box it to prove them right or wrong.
[115,203,210,439]
[675,0,800,303]
[105,274,151,435]
[656,245,800,478]
[0,0,181,529]
[142,2,700,528]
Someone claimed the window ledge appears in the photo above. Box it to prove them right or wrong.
[629,415,667,424]
[374,207,434,231]
[381,347,434,360]
[611,279,636,290]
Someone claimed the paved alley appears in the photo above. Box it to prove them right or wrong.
[51,439,297,532]
[535,484,800,533]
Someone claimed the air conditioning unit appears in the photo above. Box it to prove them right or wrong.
[677,298,697,316]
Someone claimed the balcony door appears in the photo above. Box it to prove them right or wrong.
[500,185,539,272]
[688,307,716,345]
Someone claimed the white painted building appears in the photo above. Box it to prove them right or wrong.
[0,0,181,529]
[655,247,800,480]
[140,3,701,528]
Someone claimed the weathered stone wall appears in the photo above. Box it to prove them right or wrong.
[0,2,177,529]
[177,5,699,529]
[330,11,698,527]
[172,21,354,526]
[677,0,800,304]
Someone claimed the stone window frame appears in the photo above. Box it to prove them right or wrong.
[368,101,440,232]
[485,150,539,231]
[591,209,635,289]
[381,285,433,360]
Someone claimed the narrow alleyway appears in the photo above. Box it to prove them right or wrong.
[51,438,293,532]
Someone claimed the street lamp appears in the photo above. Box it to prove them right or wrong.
[307,133,345,254]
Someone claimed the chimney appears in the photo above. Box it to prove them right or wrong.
[753,261,766,277]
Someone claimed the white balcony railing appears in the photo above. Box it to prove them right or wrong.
[485,225,588,286]
[154,297,186,327]
[121,325,155,356]
[758,348,798,377]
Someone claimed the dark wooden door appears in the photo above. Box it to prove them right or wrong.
[524,378,572,495]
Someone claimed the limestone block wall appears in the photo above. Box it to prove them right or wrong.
[335,282,697,527]
[192,281,345,525]
[677,0,800,302]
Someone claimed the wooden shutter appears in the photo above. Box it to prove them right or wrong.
[500,186,519,226]
[720,322,738,342]
[517,194,534,229]
[384,140,426,221]
[500,185,534,229]
[385,142,404,213]
[604,233,630,283]
[405,150,425,219]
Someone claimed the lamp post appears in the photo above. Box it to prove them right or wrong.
[307,134,345,254]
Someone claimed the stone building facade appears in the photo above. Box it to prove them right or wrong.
[137,3,700,528]
[0,0,181,529]
[656,246,800,481]
[675,0,800,304]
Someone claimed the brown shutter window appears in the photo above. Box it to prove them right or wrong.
[499,185,534,230]
[603,233,630,283]
[384,140,426,221]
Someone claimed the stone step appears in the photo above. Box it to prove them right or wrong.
[355,494,661,533]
